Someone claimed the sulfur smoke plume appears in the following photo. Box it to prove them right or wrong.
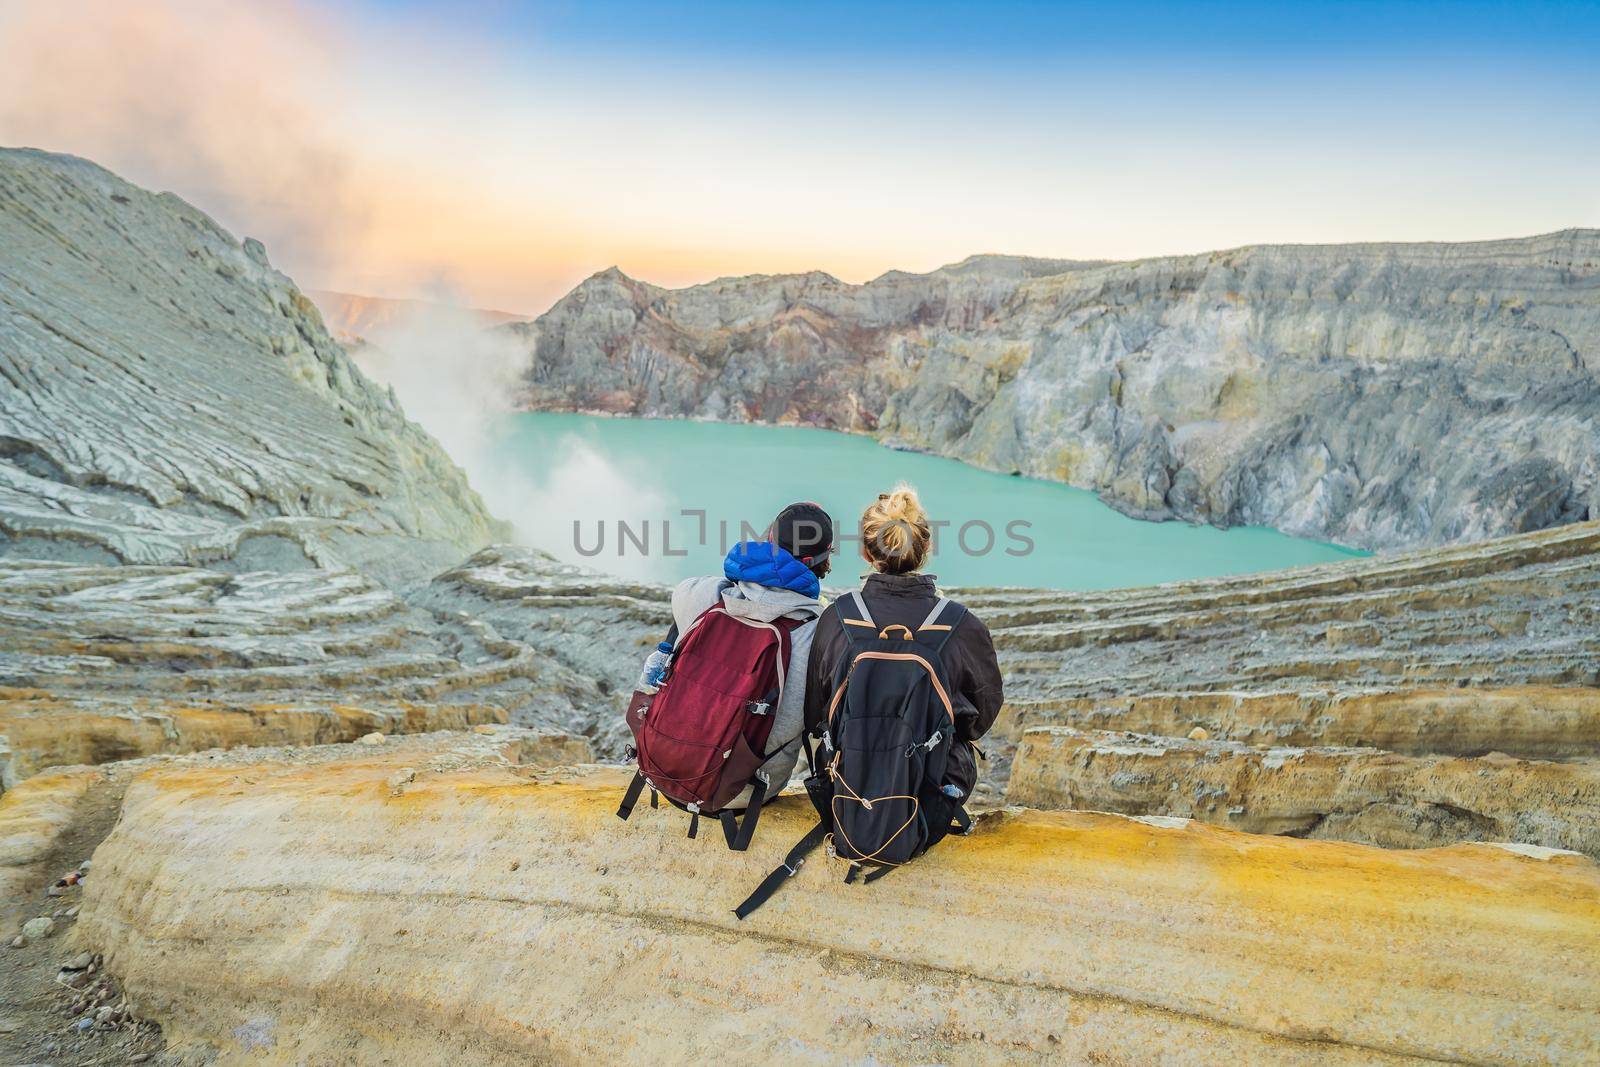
[347,302,665,571]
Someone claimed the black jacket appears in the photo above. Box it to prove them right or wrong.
[802,572,1004,796]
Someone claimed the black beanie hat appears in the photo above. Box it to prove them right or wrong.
[768,501,835,565]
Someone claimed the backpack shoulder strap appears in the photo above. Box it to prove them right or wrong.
[839,589,875,626]
[835,589,877,646]
[914,597,968,655]
[675,603,726,647]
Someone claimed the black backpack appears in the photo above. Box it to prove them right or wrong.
[736,591,972,918]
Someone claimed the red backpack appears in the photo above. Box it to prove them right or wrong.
[617,605,798,850]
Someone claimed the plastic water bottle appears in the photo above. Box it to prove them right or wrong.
[638,641,673,692]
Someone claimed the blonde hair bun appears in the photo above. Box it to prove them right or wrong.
[860,483,932,575]
[879,486,923,522]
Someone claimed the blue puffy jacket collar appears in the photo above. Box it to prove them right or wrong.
[723,540,820,599]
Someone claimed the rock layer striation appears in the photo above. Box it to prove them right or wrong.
[0,558,593,788]
[1009,725,1600,855]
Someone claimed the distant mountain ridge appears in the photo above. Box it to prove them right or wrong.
[510,230,1600,550]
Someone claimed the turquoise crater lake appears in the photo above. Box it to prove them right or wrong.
[490,414,1367,589]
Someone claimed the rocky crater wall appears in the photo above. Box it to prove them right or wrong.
[515,233,1600,549]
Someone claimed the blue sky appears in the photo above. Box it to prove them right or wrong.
[5,1,1596,310]
[364,1,1600,74]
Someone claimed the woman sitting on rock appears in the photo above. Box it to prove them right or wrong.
[803,484,1004,805]
[737,486,1005,912]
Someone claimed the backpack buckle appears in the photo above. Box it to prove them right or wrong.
[747,700,771,716]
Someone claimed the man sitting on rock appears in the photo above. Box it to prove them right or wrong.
[632,503,835,814]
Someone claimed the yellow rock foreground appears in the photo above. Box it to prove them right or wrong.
[81,752,1600,1065]
[0,766,101,899]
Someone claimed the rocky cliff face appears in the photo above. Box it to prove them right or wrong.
[515,234,1600,549]
[0,149,508,586]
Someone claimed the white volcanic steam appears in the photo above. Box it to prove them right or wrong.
[348,303,664,573]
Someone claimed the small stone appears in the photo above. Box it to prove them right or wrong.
[79,860,92,871]
[66,906,79,918]
[130,1054,151,1064]
[66,950,93,970]
[22,916,55,940]
[358,731,386,745]
[386,768,415,791]
[46,885,63,896]
[8,934,24,949]
[0,1018,17,1034]
[1187,726,1210,741]
[76,1017,94,1031]
[95,1006,114,1023]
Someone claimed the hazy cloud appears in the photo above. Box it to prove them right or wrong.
[0,0,367,279]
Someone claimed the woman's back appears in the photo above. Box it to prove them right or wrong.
[801,487,1004,799]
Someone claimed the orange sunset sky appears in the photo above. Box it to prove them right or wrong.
[2,0,1597,315]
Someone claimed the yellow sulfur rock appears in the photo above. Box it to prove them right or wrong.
[1008,726,1600,855]
[0,695,508,782]
[0,767,102,900]
[79,756,1600,1065]
[998,685,1600,758]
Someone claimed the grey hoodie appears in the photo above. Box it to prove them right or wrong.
[670,574,821,807]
